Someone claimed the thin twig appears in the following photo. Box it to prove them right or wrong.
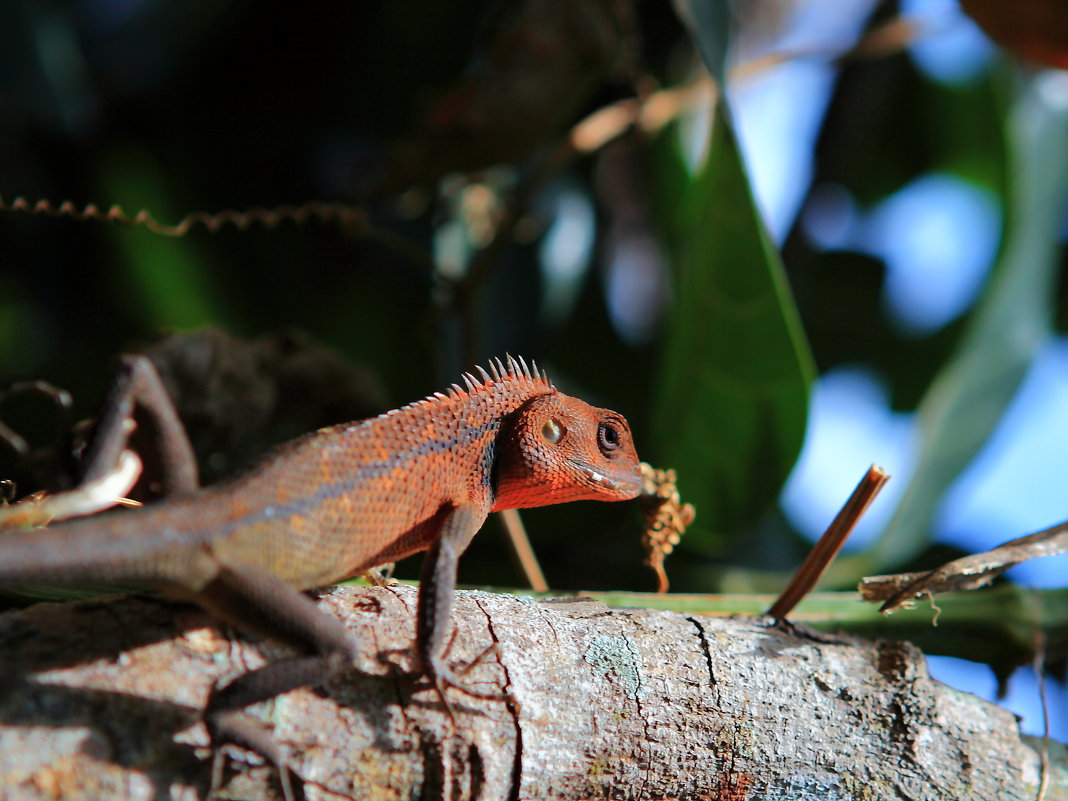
[0,450,142,529]
[868,520,1068,613]
[1033,632,1051,801]
[498,508,548,593]
[0,196,440,275]
[0,197,365,236]
[768,465,889,619]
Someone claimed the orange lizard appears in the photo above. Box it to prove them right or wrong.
[0,353,642,792]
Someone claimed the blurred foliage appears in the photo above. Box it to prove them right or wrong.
[653,100,813,554]
[0,0,1066,645]
[962,0,1068,69]
[860,72,1068,576]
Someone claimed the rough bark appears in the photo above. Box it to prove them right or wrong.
[0,584,1062,801]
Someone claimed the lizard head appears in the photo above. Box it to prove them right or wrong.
[490,392,642,511]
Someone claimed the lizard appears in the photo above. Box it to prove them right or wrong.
[0,352,642,794]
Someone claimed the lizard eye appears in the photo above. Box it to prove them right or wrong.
[541,418,564,444]
[598,421,621,452]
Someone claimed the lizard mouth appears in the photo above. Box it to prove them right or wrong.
[575,463,642,496]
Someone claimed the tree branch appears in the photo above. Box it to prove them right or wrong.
[0,585,1061,800]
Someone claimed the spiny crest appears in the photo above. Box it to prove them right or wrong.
[380,356,554,418]
[435,354,554,400]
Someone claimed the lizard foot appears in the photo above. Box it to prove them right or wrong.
[422,643,510,724]
[206,709,302,801]
[203,655,344,801]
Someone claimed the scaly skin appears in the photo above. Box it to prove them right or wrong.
[0,355,642,593]
[0,354,642,786]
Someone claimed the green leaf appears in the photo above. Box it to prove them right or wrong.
[653,98,814,552]
[865,71,1068,572]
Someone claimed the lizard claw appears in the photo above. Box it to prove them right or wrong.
[206,709,301,801]
[422,642,508,722]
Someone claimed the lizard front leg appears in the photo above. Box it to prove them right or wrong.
[417,502,493,714]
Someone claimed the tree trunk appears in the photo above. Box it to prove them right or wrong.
[0,584,1061,800]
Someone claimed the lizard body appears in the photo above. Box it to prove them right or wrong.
[0,354,641,792]
[0,355,640,591]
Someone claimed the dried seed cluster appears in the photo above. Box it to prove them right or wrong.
[639,462,695,593]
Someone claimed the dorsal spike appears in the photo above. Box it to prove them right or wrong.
[476,364,493,383]
[505,354,521,376]
[494,356,507,378]
[488,358,503,381]
[462,372,478,391]
[542,368,552,387]
[516,354,530,378]
[450,383,465,395]
[530,358,539,378]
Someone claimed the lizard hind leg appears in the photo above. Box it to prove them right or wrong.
[193,559,359,801]
[77,354,199,497]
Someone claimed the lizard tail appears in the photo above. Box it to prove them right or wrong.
[0,506,195,590]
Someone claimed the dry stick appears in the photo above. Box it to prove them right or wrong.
[728,16,923,88]
[869,519,1068,613]
[1033,632,1052,801]
[498,508,549,593]
[0,451,142,529]
[768,465,889,620]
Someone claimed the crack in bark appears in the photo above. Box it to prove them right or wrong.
[535,601,563,649]
[624,617,653,801]
[302,775,360,801]
[686,616,717,690]
[473,596,522,801]
[467,741,486,801]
